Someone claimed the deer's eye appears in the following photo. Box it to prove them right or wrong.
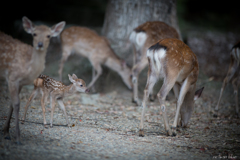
[47,35,51,38]
[33,33,37,36]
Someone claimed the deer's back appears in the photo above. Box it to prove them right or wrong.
[61,26,115,60]
[134,21,179,49]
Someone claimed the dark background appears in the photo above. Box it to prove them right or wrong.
[1,0,239,36]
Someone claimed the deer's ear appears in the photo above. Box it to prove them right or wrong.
[194,87,204,100]
[68,74,76,83]
[51,21,65,37]
[22,16,35,34]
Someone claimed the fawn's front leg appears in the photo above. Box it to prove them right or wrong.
[57,99,71,127]
[50,96,56,128]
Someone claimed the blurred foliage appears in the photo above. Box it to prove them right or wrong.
[1,0,239,38]
[177,0,240,33]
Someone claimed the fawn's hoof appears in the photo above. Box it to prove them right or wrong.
[139,129,145,137]
[132,99,141,106]
[170,126,177,137]
[21,120,25,124]
[44,124,48,129]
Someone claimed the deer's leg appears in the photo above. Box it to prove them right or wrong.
[172,78,191,135]
[215,59,238,111]
[41,92,48,128]
[22,88,38,124]
[4,81,22,144]
[91,68,96,93]
[215,78,229,111]
[50,95,56,128]
[3,104,13,140]
[87,62,102,89]
[157,77,177,136]
[139,74,158,137]
[58,47,71,81]
[232,77,239,117]
[132,58,148,105]
[173,83,181,127]
[57,99,70,127]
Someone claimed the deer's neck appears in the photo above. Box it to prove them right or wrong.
[30,49,47,76]
[105,53,123,73]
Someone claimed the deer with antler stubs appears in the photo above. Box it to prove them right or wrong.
[0,17,65,144]
[139,38,204,137]
[215,41,240,117]
[58,26,132,91]
[129,21,180,105]
[22,74,89,128]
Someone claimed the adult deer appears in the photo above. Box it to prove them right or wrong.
[129,21,180,105]
[215,41,240,117]
[58,26,132,90]
[22,74,89,128]
[0,17,65,144]
[139,38,204,137]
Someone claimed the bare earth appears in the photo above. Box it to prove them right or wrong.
[1,30,240,159]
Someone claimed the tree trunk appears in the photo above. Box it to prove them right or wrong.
[102,0,181,49]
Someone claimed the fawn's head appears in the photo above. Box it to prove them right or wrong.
[68,74,90,93]
[22,16,65,52]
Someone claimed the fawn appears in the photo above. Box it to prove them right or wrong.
[0,17,65,144]
[139,38,204,137]
[58,26,132,91]
[129,21,180,105]
[215,41,240,117]
[22,74,89,128]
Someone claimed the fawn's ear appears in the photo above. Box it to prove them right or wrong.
[68,74,76,83]
[22,16,35,34]
[72,74,78,80]
[51,21,65,37]
[194,87,204,100]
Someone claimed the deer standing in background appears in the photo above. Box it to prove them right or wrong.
[129,21,180,105]
[22,74,89,128]
[139,38,203,137]
[0,17,65,144]
[215,41,240,117]
[58,26,132,90]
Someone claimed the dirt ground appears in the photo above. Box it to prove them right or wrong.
[0,30,240,160]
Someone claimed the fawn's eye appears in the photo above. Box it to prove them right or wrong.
[33,33,37,36]
[47,35,51,38]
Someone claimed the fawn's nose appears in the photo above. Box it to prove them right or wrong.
[38,42,43,48]
[85,88,90,93]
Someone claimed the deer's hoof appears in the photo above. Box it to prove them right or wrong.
[21,120,25,124]
[139,129,145,137]
[4,135,11,140]
[172,131,177,137]
[44,125,48,129]
[15,141,23,145]
[213,113,218,118]
[149,94,155,102]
